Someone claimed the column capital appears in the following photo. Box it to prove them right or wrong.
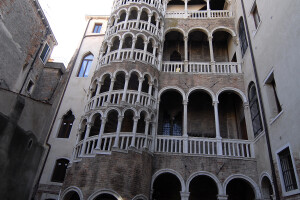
[133,117,140,122]
[125,75,130,81]
[148,13,153,17]
[107,41,112,46]
[86,122,93,128]
[111,77,116,82]
[208,35,213,40]
[212,101,219,106]
[183,100,188,105]
[243,102,249,108]
[184,35,188,41]
[139,77,145,82]
[101,117,107,122]
[217,195,228,200]
[118,116,124,121]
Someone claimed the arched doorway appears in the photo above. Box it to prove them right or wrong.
[63,191,80,200]
[93,193,118,200]
[226,178,255,200]
[189,175,218,200]
[152,173,182,200]
[261,176,273,200]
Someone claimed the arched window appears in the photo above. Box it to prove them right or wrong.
[239,18,248,57]
[57,111,75,138]
[248,83,263,137]
[51,158,69,183]
[77,54,94,77]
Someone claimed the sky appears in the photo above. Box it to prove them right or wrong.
[39,0,114,66]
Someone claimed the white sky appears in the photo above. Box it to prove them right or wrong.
[39,0,114,66]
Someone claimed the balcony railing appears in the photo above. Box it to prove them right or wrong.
[85,90,156,112]
[165,10,233,19]
[162,61,242,74]
[112,0,164,13]
[105,20,162,40]
[99,49,159,69]
[73,134,254,161]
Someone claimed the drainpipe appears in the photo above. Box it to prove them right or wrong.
[31,18,92,199]
[240,0,280,199]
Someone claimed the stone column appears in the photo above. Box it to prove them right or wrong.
[80,123,92,156]
[243,102,253,140]
[147,13,153,31]
[130,37,137,60]
[213,101,223,155]
[123,11,130,29]
[181,192,190,200]
[158,51,162,70]
[105,42,112,64]
[151,121,157,152]
[208,36,215,62]
[185,0,188,18]
[143,119,150,148]
[143,41,149,61]
[95,117,107,149]
[147,82,153,106]
[136,77,145,104]
[116,38,124,60]
[121,75,130,103]
[183,100,188,153]
[184,35,188,72]
[206,0,211,18]
[130,117,139,147]
[113,116,124,148]
[135,10,142,29]
[155,17,160,35]
[217,195,228,200]
[106,78,115,104]
[96,80,102,95]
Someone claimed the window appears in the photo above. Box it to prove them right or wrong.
[248,83,263,137]
[238,18,248,57]
[26,80,34,93]
[51,158,69,183]
[77,54,94,77]
[278,147,299,194]
[93,24,102,33]
[251,3,261,29]
[40,43,51,63]
[57,111,75,138]
[265,72,282,118]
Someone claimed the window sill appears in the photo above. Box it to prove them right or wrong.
[270,110,283,125]
[282,188,300,197]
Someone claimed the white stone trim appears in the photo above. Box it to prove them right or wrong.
[60,186,83,200]
[216,87,247,103]
[158,86,186,101]
[187,27,210,37]
[104,107,122,117]
[211,26,236,37]
[132,194,148,200]
[87,188,123,200]
[186,86,216,102]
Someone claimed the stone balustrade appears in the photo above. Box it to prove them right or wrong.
[112,0,164,13]
[165,10,232,19]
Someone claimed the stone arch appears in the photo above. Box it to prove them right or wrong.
[104,107,122,118]
[132,194,148,200]
[187,27,210,37]
[259,172,274,199]
[186,86,216,102]
[113,69,129,78]
[108,14,117,26]
[88,111,104,123]
[151,168,186,192]
[78,117,88,130]
[223,174,262,199]
[216,87,247,103]
[87,189,123,200]
[140,6,151,15]
[122,107,138,117]
[136,33,148,42]
[211,26,236,37]
[116,8,127,19]
[60,186,83,200]
[138,108,150,119]
[164,27,186,37]
[121,32,135,41]
[186,171,224,195]
[142,72,154,83]
[158,86,186,101]
[109,34,122,44]
[99,72,113,82]
[129,69,143,78]
[128,5,140,13]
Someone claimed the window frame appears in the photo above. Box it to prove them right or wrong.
[248,83,263,137]
[238,17,248,58]
[57,111,75,138]
[93,23,102,33]
[77,54,94,77]
[26,79,35,94]
[50,158,69,183]
[40,42,51,64]
[276,144,300,196]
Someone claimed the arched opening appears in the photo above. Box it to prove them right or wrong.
[111,37,120,52]
[261,176,273,200]
[63,191,80,200]
[167,0,185,12]
[91,85,98,98]
[118,11,126,23]
[122,35,133,49]
[137,111,146,133]
[51,158,69,183]
[187,0,206,11]
[57,110,75,138]
[100,75,111,93]
[189,175,218,200]
[248,83,263,137]
[142,75,150,93]
[80,120,87,141]
[135,36,145,50]
[121,110,134,132]
[94,193,118,200]
[152,173,182,200]
[188,30,210,62]
[147,39,154,53]
[158,90,183,136]
[210,0,225,10]
[109,16,116,27]
[226,178,255,200]
[218,92,247,139]
[151,14,157,25]
[90,113,102,137]
[212,31,235,62]
[188,91,215,137]
[128,72,139,91]
[129,9,138,20]
[77,54,94,77]
[163,31,184,61]
[104,110,119,133]
[113,72,126,90]
[140,10,148,21]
